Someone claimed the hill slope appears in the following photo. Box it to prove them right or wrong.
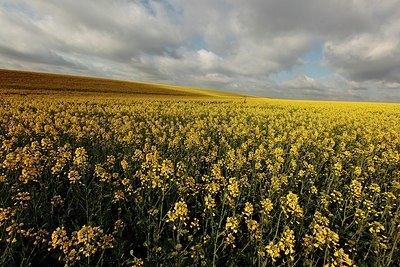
[0,69,245,98]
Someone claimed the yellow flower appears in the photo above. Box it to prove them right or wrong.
[205,181,220,195]
[281,191,303,218]
[332,248,353,266]
[368,221,385,235]
[121,159,129,171]
[354,166,362,176]
[333,161,342,176]
[227,178,240,198]
[73,147,88,167]
[225,232,236,248]
[260,198,273,216]
[368,183,381,194]
[166,200,189,223]
[310,185,318,194]
[113,190,126,202]
[204,194,216,211]
[304,212,339,252]
[246,219,258,232]
[50,226,69,250]
[281,227,295,256]
[265,241,282,262]
[132,256,144,267]
[68,170,81,184]
[349,179,363,199]
[0,207,16,227]
[243,202,254,218]
[0,174,7,183]
[189,219,200,232]
[225,216,239,233]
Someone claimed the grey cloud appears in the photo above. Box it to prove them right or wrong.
[28,1,183,60]
[0,46,85,69]
[229,0,392,39]
[0,0,399,102]
[324,35,400,83]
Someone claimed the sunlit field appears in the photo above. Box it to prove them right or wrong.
[0,71,399,266]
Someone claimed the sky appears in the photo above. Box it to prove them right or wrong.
[0,0,399,102]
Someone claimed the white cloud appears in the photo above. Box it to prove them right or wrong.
[282,75,324,89]
[196,49,221,69]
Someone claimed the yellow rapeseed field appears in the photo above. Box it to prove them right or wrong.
[0,72,399,266]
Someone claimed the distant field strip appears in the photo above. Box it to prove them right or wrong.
[0,69,247,98]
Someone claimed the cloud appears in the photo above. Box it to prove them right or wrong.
[231,0,375,38]
[324,27,400,83]
[30,1,183,60]
[0,0,399,102]
[282,75,325,90]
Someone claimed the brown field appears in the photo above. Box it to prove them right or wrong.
[0,69,247,99]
